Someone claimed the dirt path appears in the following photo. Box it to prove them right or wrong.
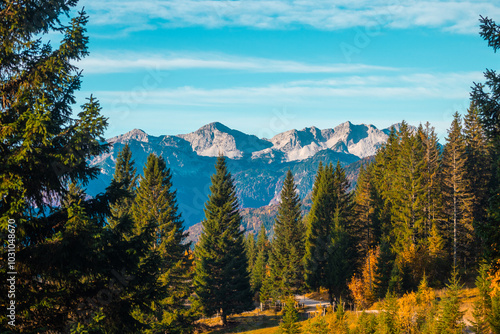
[294,294,330,313]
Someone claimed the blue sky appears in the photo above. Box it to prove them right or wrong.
[66,0,500,140]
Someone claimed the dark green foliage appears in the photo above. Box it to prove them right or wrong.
[471,16,500,265]
[305,162,356,304]
[245,232,257,272]
[441,113,474,269]
[354,163,381,252]
[418,122,442,240]
[0,2,127,331]
[390,123,426,254]
[193,156,253,326]
[108,144,137,233]
[374,237,395,298]
[252,227,270,295]
[260,275,273,305]
[472,16,500,146]
[130,153,193,333]
[270,170,306,296]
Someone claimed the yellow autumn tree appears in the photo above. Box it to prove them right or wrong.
[348,248,379,310]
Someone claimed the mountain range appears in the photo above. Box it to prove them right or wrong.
[87,121,399,228]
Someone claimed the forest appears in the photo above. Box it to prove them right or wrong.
[2,1,500,333]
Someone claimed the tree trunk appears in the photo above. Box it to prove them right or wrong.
[221,310,227,327]
[328,288,334,305]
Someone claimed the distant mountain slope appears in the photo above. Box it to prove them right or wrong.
[87,121,402,227]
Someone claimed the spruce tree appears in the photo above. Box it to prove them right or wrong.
[252,227,270,296]
[276,296,301,334]
[464,103,493,262]
[130,153,193,332]
[390,123,426,268]
[305,162,355,304]
[245,232,257,274]
[0,2,115,329]
[270,170,306,296]
[472,263,493,334]
[373,237,395,299]
[305,163,334,297]
[108,144,138,233]
[436,269,465,334]
[418,122,442,239]
[354,163,381,290]
[471,16,500,264]
[193,156,253,326]
[441,113,474,269]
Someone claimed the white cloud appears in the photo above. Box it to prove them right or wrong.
[90,71,483,108]
[79,0,500,34]
[78,52,396,73]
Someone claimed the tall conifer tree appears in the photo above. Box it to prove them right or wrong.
[193,156,253,326]
[270,170,305,296]
[131,153,193,332]
[305,162,355,304]
[0,3,120,330]
[471,16,500,264]
[354,163,381,289]
[108,144,138,234]
[464,103,492,260]
[252,227,270,296]
[245,232,257,273]
[418,122,442,239]
[441,113,474,269]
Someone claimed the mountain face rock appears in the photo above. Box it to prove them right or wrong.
[178,122,272,159]
[251,121,390,162]
[87,121,402,227]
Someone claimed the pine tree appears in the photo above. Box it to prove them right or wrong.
[354,164,381,290]
[245,232,257,273]
[441,113,474,269]
[130,153,193,333]
[471,16,500,264]
[376,292,399,334]
[472,16,500,150]
[418,122,442,240]
[472,263,493,334]
[270,170,306,296]
[464,103,493,262]
[193,156,253,326]
[464,103,491,221]
[252,227,270,295]
[390,124,426,267]
[374,237,395,299]
[436,269,465,334]
[0,2,114,329]
[276,296,301,334]
[108,144,138,233]
[305,162,355,304]
[0,0,160,332]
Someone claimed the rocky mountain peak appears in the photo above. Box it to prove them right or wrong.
[108,128,149,144]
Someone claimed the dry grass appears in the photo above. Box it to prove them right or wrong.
[196,286,481,333]
[195,308,288,334]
